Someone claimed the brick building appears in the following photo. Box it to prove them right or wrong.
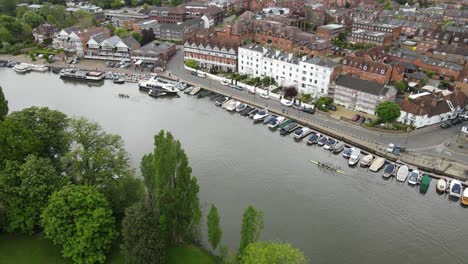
[149,3,224,26]
[316,24,345,40]
[349,30,393,46]
[132,41,176,62]
[413,28,453,52]
[352,21,402,40]
[426,45,468,65]
[184,38,238,72]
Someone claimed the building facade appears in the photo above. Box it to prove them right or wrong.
[132,41,176,62]
[349,30,393,46]
[85,35,140,62]
[352,21,402,40]
[238,44,338,97]
[332,75,397,115]
[52,27,111,57]
[316,24,345,40]
[184,40,238,72]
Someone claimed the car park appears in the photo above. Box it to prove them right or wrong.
[352,114,361,122]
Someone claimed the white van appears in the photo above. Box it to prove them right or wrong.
[197,72,206,78]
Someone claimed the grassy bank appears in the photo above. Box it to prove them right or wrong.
[0,233,215,264]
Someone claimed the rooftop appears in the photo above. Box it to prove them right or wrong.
[318,24,344,30]
[335,75,391,96]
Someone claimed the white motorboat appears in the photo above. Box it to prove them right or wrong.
[226,101,240,111]
[60,68,105,82]
[342,147,354,158]
[13,63,31,73]
[436,178,447,193]
[407,170,421,185]
[461,189,468,205]
[317,136,328,146]
[369,157,385,172]
[323,138,338,150]
[360,154,374,167]
[449,180,462,199]
[222,99,234,109]
[253,109,269,122]
[29,64,49,72]
[189,86,201,95]
[235,103,248,112]
[396,165,409,182]
[268,116,285,128]
[348,149,361,166]
[382,163,396,178]
[293,127,312,139]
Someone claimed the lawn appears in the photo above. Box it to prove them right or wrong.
[0,233,215,264]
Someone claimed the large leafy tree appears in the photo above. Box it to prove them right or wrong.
[122,201,166,264]
[103,174,144,221]
[376,101,401,123]
[0,86,8,121]
[22,11,45,28]
[239,205,264,255]
[63,117,131,186]
[1,107,70,167]
[0,0,16,16]
[41,185,116,264]
[207,204,222,250]
[142,130,201,243]
[240,241,308,264]
[40,4,75,28]
[0,155,67,234]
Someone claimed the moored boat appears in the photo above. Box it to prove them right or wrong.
[369,157,385,172]
[419,174,431,193]
[396,165,409,182]
[148,89,167,98]
[113,78,125,84]
[342,147,354,158]
[436,178,447,193]
[277,119,292,129]
[60,68,104,82]
[248,108,259,118]
[293,127,312,139]
[332,143,344,154]
[263,115,277,125]
[382,163,396,178]
[215,97,229,107]
[268,116,285,128]
[307,133,320,145]
[360,154,373,167]
[222,99,234,109]
[189,86,201,95]
[253,109,268,122]
[449,180,462,199]
[461,189,468,205]
[28,64,49,72]
[13,63,31,73]
[407,170,421,185]
[184,87,193,94]
[317,136,328,146]
[348,149,361,166]
[323,138,337,150]
[236,103,248,112]
[240,106,253,116]
[226,101,240,111]
[279,122,298,135]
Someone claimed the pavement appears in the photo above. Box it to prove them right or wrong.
[165,50,468,164]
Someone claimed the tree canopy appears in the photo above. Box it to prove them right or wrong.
[240,241,308,264]
[41,185,116,264]
[207,204,222,250]
[122,201,166,264]
[0,86,8,121]
[239,205,264,255]
[22,11,45,28]
[142,130,201,244]
[376,101,401,123]
[0,155,67,234]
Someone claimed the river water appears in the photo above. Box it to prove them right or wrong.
[1,69,467,264]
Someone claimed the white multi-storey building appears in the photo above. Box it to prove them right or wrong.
[52,27,110,57]
[238,44,338,97]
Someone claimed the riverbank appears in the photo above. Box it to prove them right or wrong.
[173,71,468,183]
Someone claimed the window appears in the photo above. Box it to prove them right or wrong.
[314,80,317,84]
[380,69,385,74]
[309,79,313,82]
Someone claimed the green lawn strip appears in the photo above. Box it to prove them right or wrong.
[167,244,217,264]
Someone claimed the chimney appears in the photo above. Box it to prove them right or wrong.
[288,53,293,60]
[302,55,307,61]
[275,50,280,57]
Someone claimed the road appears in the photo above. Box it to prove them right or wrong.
[167,50,468,163]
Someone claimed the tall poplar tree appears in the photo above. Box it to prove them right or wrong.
[207,204,222,250]
[143,130,201,244]
[0,86,8,121]
[239,205,264,255]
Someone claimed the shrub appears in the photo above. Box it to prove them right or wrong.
[300,93,311,103]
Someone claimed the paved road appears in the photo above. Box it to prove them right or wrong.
[167,50,468,162]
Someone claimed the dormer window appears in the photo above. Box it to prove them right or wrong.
[380,69,385,74]
[363,65,368,70]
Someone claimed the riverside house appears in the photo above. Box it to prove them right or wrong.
[85,34,140,62]
[52,27,110,57]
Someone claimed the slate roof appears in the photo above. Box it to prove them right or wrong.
[89,32,107,44]
[335,75,390,96]
[304,57,338,68]
[121,36,140,48]
[134,41,174,55]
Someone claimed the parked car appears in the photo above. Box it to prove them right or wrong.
[292,102,302,110]
[450,119,461,126]
[359,116,366,124]
[234,85,243,91]
[197,72,207,78]
[191,71,197,76]
[352,114,361,122]
[440,122,451,128]
[259,92,269,99]
[302,106,315,114]
[325,104,337,111]
[387,143,395,153]
[281,98,293,107]
[220,80,230,86]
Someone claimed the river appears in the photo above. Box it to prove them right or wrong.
[1,69,467,264]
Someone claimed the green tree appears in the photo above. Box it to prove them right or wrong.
[344,1,351,8]
[63,117,131,186]
[142,130,201,243]
[0,0,16,16]
[122,201,166,264]
[0,86,8,121]
[72,10,97,28]
[111,0,122,9]
[131,31,143,43]
[0,155,67,234]
[376,101,401,123]
[240,241,308,264]
[185,59,199,69]
[40,4,75,28]
[394,81,408,93]
[207,204,222,250]
[239,205,264,255]
[261,76,275,87]
[114,27,129,38]
[0,107,70,167]
[103,174,144,221]
[170,0,183,6]
[41,185,116,264]
[384,0,392,10]
[22,11,45,28]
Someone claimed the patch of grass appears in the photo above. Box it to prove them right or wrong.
[0,233,124,264]
[167,244,216,264]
